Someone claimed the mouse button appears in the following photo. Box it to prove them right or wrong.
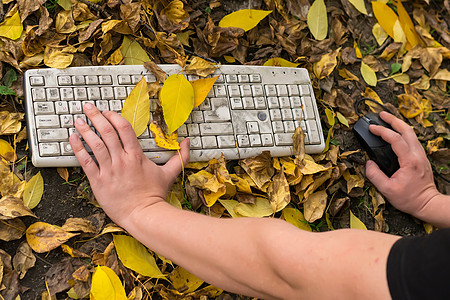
[371,145,400,177]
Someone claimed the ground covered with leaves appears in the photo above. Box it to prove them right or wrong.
[0,0,449,299]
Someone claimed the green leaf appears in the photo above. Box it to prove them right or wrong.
[113,235,164,278]
[121,77,150,137]
[120,36,150,65]
[159,74,194,134]
[336,112,349,127]
[390,63,402,75]
[90,266,127,300]
[348,0,368,15]
[3,69,17,87]
[350,210,367,230]
[23,172,44,210]
[307,0,328,41]
[360,62,377,86]
[0,86,16,96]
[218,9,272,32]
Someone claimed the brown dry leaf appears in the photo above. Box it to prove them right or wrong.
[0,218,26,241]
[57,167,69,182]
[293,126,305,164]
[313,48,340,79]
[120,2,141,32]
[267,168,291,212]
[419,47,443,77]
[55,10,77,34]
[369,186,385,213]
[18,0,46,21]
[378,42,403,60]
[26,222,79,253]
[35,6,53,36]
[185,57,218,77]
[158,0,190,33]
[303,190,328,222]
[426,137,444,155]
[343,169,364,193]
[61,244,90,258]
[0,195,35,220]
[12,241,35,279]
[304,169,332,199]
[61,218,96,234]
[374,210,386,232]
[240,151,274,190]
[230,174,252,194]
[0,111,24,135]
[144,61,167,83]
[338,68,359,81]
[44,45,77,69]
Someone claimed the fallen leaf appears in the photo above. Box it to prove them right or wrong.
[240,151,274,190]
[120,36,150,65]
[303,190,327,222]
[122,76,150,137]
[0,111,24,135]
[23,171,44,210]
[313,48,340,79]
[307,0,327,40]
[185,57,218,77]
[169,266,204,294]
[0,139,16,162]
[360,61,377,86]
[26,222,78,253]
[263,57,299,67]
[426,137,444,155]
[350,210,367,230]
[61,218,96,233]
[338,68,359,81]
[0,9,23,40]
[0,218,26,241]
[0,195,35,220]
[219,9,272,32]
[12,241,35,279]
[372,23,388,46]
[159,74,194,134]
[281,207,312,231]
[348,0,367,15]
[396,0,420,49]
[234,197,273,217]
[55,10,77,34]
[267,168,291,212]
[191,76,219,107]
[397,94,422,118]
[113,235,164,278]
[61,244,90,258]
[372,1,399,39]
[90,266,127,300]
[44,45,77,69]
[57,168,69,182]
[144,61,167,83]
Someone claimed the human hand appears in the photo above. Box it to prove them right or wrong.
[69,103,190,227]
[365,111,440,218]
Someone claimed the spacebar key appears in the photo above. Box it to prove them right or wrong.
[274,133,293,146]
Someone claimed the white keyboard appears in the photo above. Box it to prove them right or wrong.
[24,65,325,167]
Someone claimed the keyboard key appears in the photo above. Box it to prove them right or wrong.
[201,136,217,148]
[46,88,60,101]
[35,115,59,128]
[87,87,101,100]
[287,85,299,96]
[242,97,254,109]
[269,109,282,121]
[254,97,266,109]
[204,109,231,123]
[114,87,127,99]
[238,74,249,82]
[145,74,156,82]
[187,124,200,136]
[200,123,233,135]
[191,111,204,123]
[110,100,122,112]
[30,76,44,86]
[39,143,60,156]
[279,97,290,108]
[267,97,279,109]
[272,121,284,133]
[302,96,315,119]
[265,85,277,96]
[251,85,264,97]
[292,108,303,120]
[32,88,46,101]
[177,124,188,137]
[226,74,238,83]
[61,88,74,101]
[228,85,240,97]
[246,121,259,134]
[189,136,202,149]
[307,120,321,144]
[69,101,82,114]
[74,88,87,101]
[38,128,69,142]
[58,76,72,86]
[72,75,85,85]
[261,134,273,146]
[73,114,87,124]
[131,75,142,84]
[299,85,310,96]
[100,87,114,99]
[34,102,55,115]
[55,101,69,114]
[199,98,211,110]
[237,135,250,147]
[60,142,73,155]
[290,96,301,108]
[99,75,112,85]
[249,134,262,146]
[284,121,295,133]
[86,75,98,85]
[118,75,131,84]
[230,98,243,109]
[96,100,109,111]
[274,133,293,146]
[60,115,74,128]
[217,135,235,148]
[214,85,227,97]
[276,85,288,96]
[281,109,293,120]
[249,74,261,83]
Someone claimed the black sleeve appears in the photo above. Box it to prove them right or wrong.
[387,228,450,300]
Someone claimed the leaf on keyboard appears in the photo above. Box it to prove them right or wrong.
[120,36,150,65]
[44,45,76,69]
[113,235,164,278]
[90,266,127,300]
[218,9,272,32]
[144,61,167,83]
[0,8,23,40]
[23,171,44,210]
[159,74,194,134]
[263,58,299,68]
[267,168,290,212]
[122,77,150,137]
[191,76,219,107]
[149,122,180,150]
[307,0,327,41]
[26,222,78,253]
[185,57,218,77]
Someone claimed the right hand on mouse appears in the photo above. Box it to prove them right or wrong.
[365,111,441,219]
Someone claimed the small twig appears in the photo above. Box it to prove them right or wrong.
[76,0,111,18]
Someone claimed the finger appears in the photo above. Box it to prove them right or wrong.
[74,117,112,167]
[369,124,410,158]
[365,160,390,188]
[163,138,191,181]
[83,103,123,157]
[102,111,142,155]
[69,133,99,179]
[379,112,418,145]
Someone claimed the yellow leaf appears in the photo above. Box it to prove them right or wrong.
[299,157,331,175]
[230,174,252,194]
[120,36,150,65]
[303,190,328,222]
[396,0,420,49]
[121,77,150,137]
[58,0,72,9]
[0,195,35,220]
[44,46,77,69]
[149,122,180,150]
[218,9,272,32]
[0,111,23,135]
[26,222,78,253]
[391,73,410,84]
[90,266,127,300]
[307,0,327,41]
[353,41,362,59]
[313,48,340,79]
[338,68,359,81]
[0,10,23,40]
[336,112,349,127]
[263,58,299,68]
[159,74,194,134]
[0,139,16,162]
[372,23,388,46]
[281,207,312,231]
[219,199,240,218]
[325,108,335,126]
[360,62,377,86]
[348,0,367,15]
[191,76,219,107]
[372,1,399,39]
[113,235,164,278]
[234,197,273,217]
[169,267,204,294]
[23,172,44,210]
[393,20,407,48]
[350,210,367,230]
[106,46,123,65]
[185,57,218,77]
[224,55,236,63]
[397,94,422,118]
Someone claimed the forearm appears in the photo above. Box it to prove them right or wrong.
[123,201,399,299]
[414,193,450,228]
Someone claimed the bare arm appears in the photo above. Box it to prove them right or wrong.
[365,111,450,228]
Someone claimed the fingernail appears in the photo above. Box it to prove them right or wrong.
[76,117,85,125]
[84,103,94,110]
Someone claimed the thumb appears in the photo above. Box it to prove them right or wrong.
[163,138,191,181]
[365,160,390,191]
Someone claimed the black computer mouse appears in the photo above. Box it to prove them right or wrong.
[353,112,400,177]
